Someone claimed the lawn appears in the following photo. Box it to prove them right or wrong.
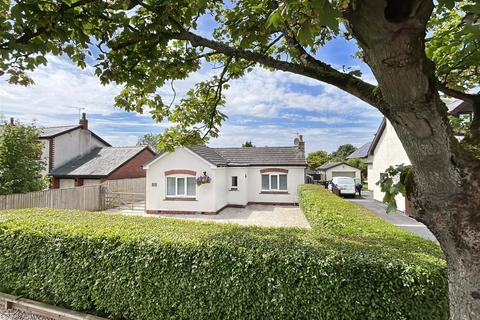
[0,185,448,319]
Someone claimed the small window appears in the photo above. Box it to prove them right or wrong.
[177,178,185,195]
[231,176,238,189]
[186,177,196,196]
[166,177,176,196]
[271,175,278,189]
[151,182,157,187]
[279,174,287,190]
[261,174,270,190]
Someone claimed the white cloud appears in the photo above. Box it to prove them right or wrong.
[0,56,381,151]
[210,122,379,153]
[222,67,380,120]
[0,56,121,125]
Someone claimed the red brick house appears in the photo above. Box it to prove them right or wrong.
[50,146,156,188]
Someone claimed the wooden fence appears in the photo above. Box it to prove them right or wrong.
[103,178,146,193]
[0,178,146,211]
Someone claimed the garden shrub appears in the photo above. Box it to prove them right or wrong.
[0,185,448,319]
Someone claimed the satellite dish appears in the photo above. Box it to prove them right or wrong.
[294,137,300,146]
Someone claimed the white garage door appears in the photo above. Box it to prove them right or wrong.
[332,171,356,178]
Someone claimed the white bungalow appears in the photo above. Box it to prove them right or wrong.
[143,136,307,214]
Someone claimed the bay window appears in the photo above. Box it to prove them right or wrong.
[166,177,196,197]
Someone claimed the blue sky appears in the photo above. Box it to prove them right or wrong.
[0,13,382,153]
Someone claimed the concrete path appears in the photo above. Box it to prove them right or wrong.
[103,204,311,229]
[346,190,438,243]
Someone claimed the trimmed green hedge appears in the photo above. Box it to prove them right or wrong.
[0,185,448,319]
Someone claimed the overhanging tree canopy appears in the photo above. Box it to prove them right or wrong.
[1,0,480,318]
[2,0,475,149]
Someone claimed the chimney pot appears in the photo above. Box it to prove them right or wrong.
[79,113,88,130]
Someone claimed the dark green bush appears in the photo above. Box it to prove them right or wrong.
[0,185,448,319]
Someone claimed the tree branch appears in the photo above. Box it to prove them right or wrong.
[175,30,384,109]
[281,26,331,70]
[0,0,97,48]
[437,83,480,105]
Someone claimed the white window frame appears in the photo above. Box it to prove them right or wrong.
[231,176,238,190]
[166,176,196,197]
[261,173,288,191]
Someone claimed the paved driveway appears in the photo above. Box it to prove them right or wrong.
[346,191,438,242]
[103,204,311,229]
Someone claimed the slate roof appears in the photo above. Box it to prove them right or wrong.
[213,146,305,166]
[347,141,372,159]
[147,145,306,167]
[188,145,228,166]
[39,125,81,138]
[50,146,150,178]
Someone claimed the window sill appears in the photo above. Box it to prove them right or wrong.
[164,197,197,201]
[260,191,289,194]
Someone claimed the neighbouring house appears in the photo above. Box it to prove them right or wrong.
[367,98,474,213]
[316,162,362,181]
[50,146,156,188]
[143,136,307,214]
[366,118,410,211]
[38,113,111,177]
[38,113,156,189]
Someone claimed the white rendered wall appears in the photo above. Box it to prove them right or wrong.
[246,167,305,203]
[366,163,374,190]
[145,148,219,212]
[370,120,411,211]
[53,129,107,169]
[226,167,249,206]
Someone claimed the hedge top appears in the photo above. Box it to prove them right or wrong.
[0,185,444,266]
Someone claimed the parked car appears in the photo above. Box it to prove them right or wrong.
[328,177,356,197]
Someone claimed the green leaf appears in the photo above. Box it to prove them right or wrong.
[386,201,398,213]
[266,9,281,28]
[348,70,362,77]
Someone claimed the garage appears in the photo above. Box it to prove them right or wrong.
[332,171,356,178]
[317,162,361,181]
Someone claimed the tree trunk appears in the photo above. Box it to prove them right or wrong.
[445,247,480,319]
[343,0,480,318]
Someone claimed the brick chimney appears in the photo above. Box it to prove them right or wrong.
[79,112,88,130]
[299,134,305,152]
[295,134,305,152]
